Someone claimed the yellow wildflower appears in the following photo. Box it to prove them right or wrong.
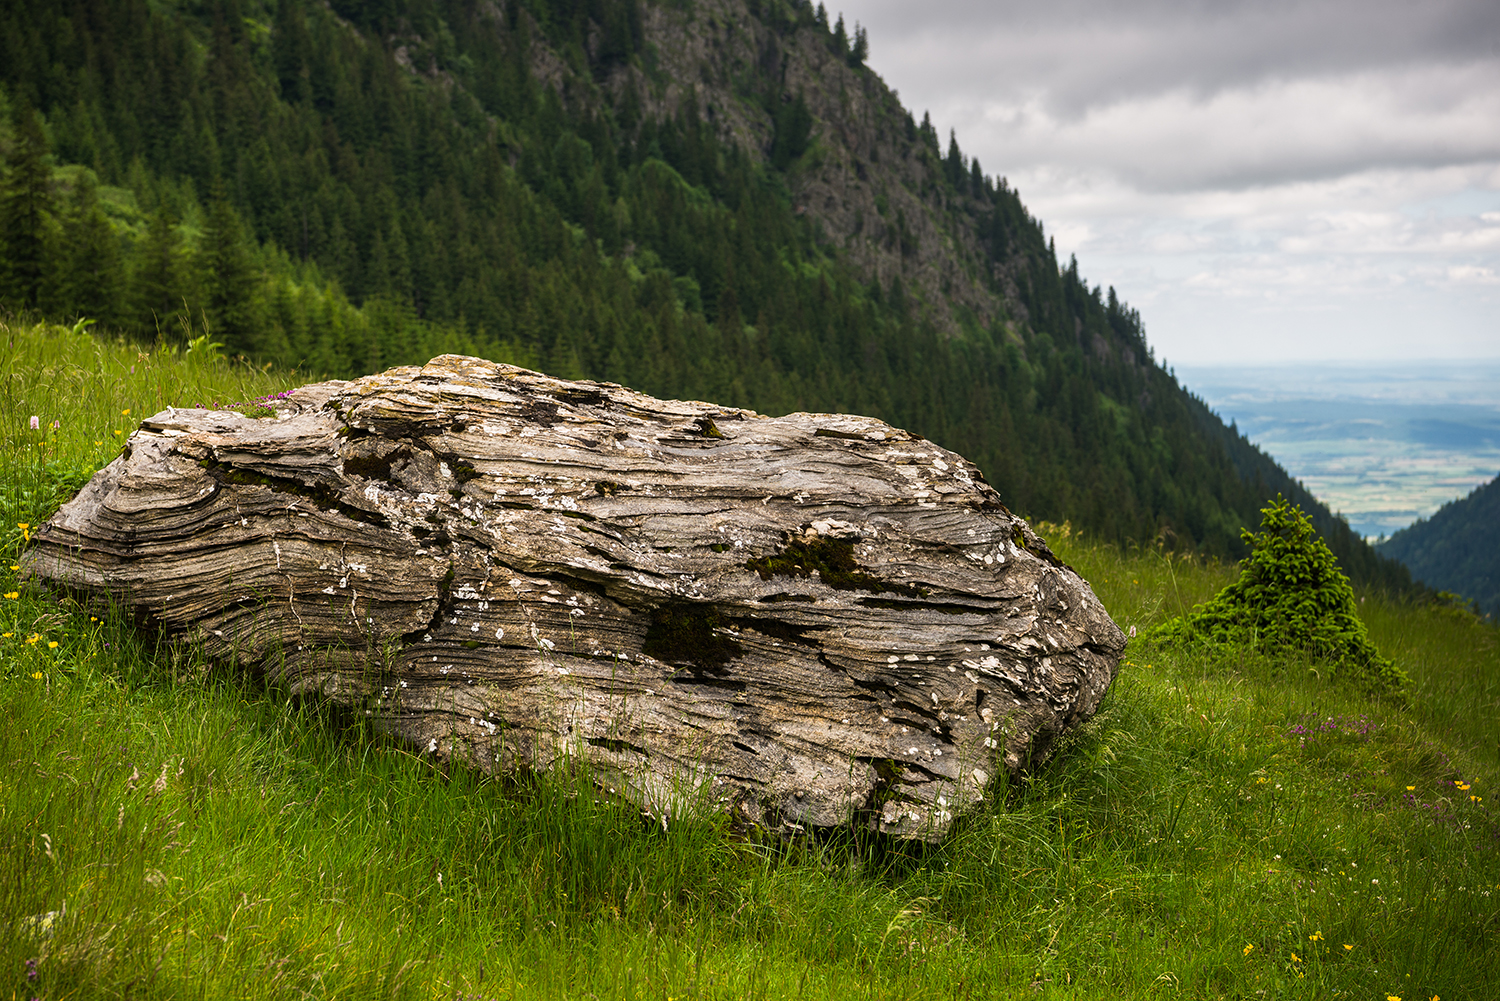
[2,632,13,638]
[1406,785,1415,791]
[122,408,131,416]
[1243,943,1254,956]
[1309,931,1323,941]
[26,633,40,644]
[47,640,58,649]
[1343,944,1354,951]
[1291,952,1301,963]
[3,591,18,599]
[31,672,43,681]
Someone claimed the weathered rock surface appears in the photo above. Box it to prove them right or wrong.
[25,355,1125,839]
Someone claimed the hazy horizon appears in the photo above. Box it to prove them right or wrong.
[1176,359,1500,538]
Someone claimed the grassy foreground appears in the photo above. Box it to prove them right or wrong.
[3,320,1497,1000]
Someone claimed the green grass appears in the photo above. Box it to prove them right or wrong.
[3,319,1497,999]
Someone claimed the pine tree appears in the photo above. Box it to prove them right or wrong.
[945,130,964,189]
[199,181,261,355]
[848,24,868,68]
[0,102,56,309]
[131,202,189,339]
[919,111,937,153]
[1150,496,1409,695]
[771,94,813,171]
[52,171,122,326]
[273,0,311,104]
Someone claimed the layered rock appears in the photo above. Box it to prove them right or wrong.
[25,355,1125,839]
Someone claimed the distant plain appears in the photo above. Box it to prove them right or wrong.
[1177,362,1500,540]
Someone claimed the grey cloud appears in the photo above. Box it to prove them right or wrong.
[834,0,1500,364]
[840,0,1500,117]
[948,64,1500,191]
[837,0,1500,193]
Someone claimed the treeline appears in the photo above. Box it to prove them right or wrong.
[0,0,1417,592]
[0,100,483,372]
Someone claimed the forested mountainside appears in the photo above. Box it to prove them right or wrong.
[1378,475,1499,617]
[0,0,1415,589]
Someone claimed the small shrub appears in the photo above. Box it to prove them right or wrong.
[1149,495,1407,695]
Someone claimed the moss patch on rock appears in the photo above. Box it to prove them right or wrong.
[642,603,743,674]
[746,535,925,598]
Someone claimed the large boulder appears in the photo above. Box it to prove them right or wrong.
[25,356,1125,839]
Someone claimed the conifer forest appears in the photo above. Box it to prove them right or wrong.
[0,0,1417,589]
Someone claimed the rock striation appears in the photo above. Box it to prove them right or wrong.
[25,356,1125,839]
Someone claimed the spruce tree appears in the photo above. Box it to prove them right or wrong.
[945,130,964,189]
[0,102,55,310]
[273,0,311,104]
[849,24,868,68]
[52,171,123,326]
[770,94,813,171]
[1149,496,1408,695]
[919,111,937,152]
[131,202,188,339]
[199,181,260,355]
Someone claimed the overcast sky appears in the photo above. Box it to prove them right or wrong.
[835,0,1500,366]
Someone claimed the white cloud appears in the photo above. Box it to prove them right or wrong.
[1445,265,1500,285]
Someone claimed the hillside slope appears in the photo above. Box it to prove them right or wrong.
[1378,474,1500,616]
[0,0,1414,589]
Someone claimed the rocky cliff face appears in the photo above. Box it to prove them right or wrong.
[514,0,1026,340]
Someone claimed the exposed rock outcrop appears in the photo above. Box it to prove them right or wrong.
[25,356,1125,839]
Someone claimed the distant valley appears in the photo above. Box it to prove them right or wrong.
[1179,362,1500,539]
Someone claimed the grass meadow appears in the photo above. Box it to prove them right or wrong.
[3,319,1497,999]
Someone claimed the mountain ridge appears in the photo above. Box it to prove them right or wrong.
[0,0,1416,593]
[1377,473,1499,617]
